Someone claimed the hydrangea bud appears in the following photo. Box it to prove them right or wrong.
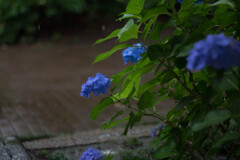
[80,147,103,160]
[122,43,146,64]
[186,33,240,71]
[151,124,167,138]
[178,0,201,4]
[80,73,110,98]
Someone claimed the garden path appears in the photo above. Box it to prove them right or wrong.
[0,25,174,138]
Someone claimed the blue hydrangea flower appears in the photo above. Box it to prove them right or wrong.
[151,128,157,138]
[151,124,167,138]
[187,33,240,71]
[80,73,110,98]
[80,147,103,160]
[178,0,201,4]
[122,43,146,64]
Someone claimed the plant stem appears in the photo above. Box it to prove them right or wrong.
[171,68,200,97]
[189,71,200,94]
[164,62,200,97]
[109,94,174,127]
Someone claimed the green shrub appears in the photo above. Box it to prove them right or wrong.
[85,0,240,159]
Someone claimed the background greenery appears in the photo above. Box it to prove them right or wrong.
[0,0,128,44]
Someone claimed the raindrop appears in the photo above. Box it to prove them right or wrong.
[101,25,106,32]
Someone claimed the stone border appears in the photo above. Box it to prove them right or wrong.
[0,137,30,160]
[23,125,155,150]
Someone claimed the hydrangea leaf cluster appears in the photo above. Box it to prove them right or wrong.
[151,124,167,138]
[80,147,103,160]
[80,73,110,98]
[122,43,146,64]
[178,0,201,4]
[187,33,240,71]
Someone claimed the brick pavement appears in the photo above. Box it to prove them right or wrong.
[0,40,123,138]
[0,26,174,139]
[0,125,154,160]
[0,137,30,160]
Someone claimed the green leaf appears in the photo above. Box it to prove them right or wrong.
[118,19,134,37]
[174,57,187,69]
[141,5,169,22]
[192,109,232,131]
[212,133,240,149]
[147,44,165,60]
[103,116,130,130]
[212,0,235,9]
[104,154,114,160]
[157,70,175,85]
[94,29,120,45]
[174,96,195,112]
[137,91,156,110]
[169,35,188,57]
[212,73,239,90]
[118,19,139,42]
[122,112,142,136]
[111,66,134,92]
[93,43,131,64]
[148,22,164,41]
[176,44,193,57]
[123,87,136,104]
[126,0,145,15]
[118,14,142,21]
[120,76,141,99]
[213,7,237,31]
[180,0,194,11]
[152,145,176,159]
[90,97,114,120]
[137,79,158,97]
[230,94,240,123]
[102,110,124,129]
[142,17,157,40]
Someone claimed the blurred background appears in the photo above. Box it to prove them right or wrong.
[0,0,128,44]
[0,0,174,138]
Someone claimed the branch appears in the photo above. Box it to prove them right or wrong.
[189,71,200,94]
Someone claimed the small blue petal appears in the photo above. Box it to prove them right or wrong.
[151,128,157,138]
[80,147,103,160]
[178,0,201,4]
[122,43,146,64]
[151,124,167,138]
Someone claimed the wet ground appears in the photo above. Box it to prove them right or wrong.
[0,23,174,138]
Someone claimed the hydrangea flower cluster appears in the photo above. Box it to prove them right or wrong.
[80,147,103,160]
[178,0,201,4]
[80,73,110,98]
[187,33,240,71]
[151,124,166,138]
[122,43,146,64]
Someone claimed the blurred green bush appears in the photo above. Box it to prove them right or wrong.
[0,0,127,44]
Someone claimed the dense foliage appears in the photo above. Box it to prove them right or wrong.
[82,0,240,159]
[0,0,126,44]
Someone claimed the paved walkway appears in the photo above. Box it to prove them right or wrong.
[0,24,174,138]
[0,125,154,160]
[0,39,123,138]
[0,137,30,160]
[23,124,155,150]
